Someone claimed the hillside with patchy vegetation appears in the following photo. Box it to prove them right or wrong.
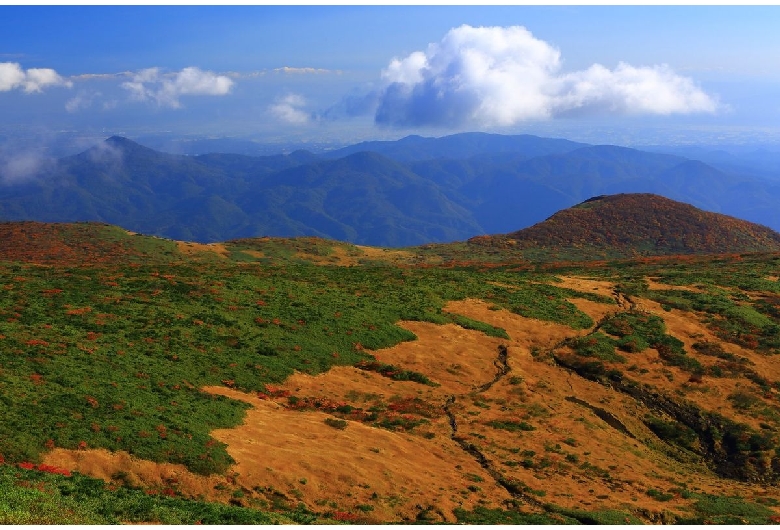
[2,213,780,524]
[469,193,780,261]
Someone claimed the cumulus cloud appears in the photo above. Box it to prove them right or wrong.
[269,93,311,124]
[373,25,718,128]
[552,63,718,117]
[0,62,72,93]
[121,66,233,108]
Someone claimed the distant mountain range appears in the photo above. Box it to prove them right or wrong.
[1,132,779,246]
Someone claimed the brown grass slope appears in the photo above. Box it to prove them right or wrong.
[470,193,780,259]
[0,222,163,265]
[4,220,780,523]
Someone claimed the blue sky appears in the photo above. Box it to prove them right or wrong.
[2,5,780,146]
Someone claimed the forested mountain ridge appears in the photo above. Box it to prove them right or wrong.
[1,133,779,245]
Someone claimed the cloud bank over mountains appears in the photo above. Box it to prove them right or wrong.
[0,24,720,131]
[120,67,234,108]
[269,94,311,124]
[0,62,72,93]
[373,25,718,128]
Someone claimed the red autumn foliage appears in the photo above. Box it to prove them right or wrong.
[332,511,359,522]
[65,306,92,316]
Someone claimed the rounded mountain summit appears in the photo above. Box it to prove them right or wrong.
[469,193,780,260]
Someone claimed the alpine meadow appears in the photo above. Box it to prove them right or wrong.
[3,5,780,525]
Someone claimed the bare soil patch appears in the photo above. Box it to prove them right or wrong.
[296,244,360,266]
[42,448,226,501]
[554,276,616,299]
[203,382,510,522]
[176,241,229,258]
[354,245,417,264]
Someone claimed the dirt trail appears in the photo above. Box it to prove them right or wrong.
[441,342,548,511]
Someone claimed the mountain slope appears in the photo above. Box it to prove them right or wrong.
[2,134,780,246]
[3,222,780,523]
[469,193,780,259]
[236,151,482,246]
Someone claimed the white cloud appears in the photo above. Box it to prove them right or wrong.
[120,66,234,108]
[87,139,124,165]
[273,66,341,75]
[552,63,718,116]
[65,90,103,113]
[0,149,54,185]
[374,25,718,128]
[0,62,72,93]
[70,72,128,81]
[269,93,310,124]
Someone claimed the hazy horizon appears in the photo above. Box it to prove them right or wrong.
[2,5,780,156]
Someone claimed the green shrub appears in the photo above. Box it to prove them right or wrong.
[691,493,774,521]
[646,488,674,501]
[324,418,348,430]
[487,420,536,432]
[567,333,624,362]
[454,506,576,524]
[644,416,698,450]
[728,391,761,411]
[617,334,649,353]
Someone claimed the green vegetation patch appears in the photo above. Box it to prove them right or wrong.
[645,288,780,353]
[355,360,438,386]
[677,493,776,525]
[566,332,625,362]
[454,506,578,525]
[487,419,536,432]
[601,311,666,350]
[443,312,510,339]
[545,504,644,525]
[644,415,698,451]
[601,311,701,372]
[0,256,604,474]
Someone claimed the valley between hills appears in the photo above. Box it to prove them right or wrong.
[3,195,780,524]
